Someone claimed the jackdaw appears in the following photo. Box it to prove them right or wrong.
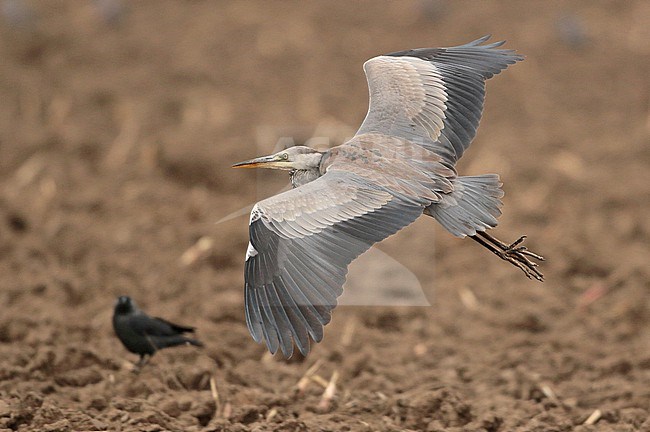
[113,296,203,368]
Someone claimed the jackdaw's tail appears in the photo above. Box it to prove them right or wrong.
[152,335,204,350]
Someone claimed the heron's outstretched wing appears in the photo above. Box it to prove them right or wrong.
[356,35,523,164]
[244,171,428,357]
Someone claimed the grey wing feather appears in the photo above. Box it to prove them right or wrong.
[244,171,427,357]
[356,35,523,164]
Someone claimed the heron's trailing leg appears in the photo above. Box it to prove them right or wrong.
[479,232,544,261]
[470,231,544,281]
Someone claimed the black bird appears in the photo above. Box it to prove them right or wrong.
[112,296,203,368]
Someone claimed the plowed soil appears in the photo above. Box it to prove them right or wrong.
[1,1,649,431]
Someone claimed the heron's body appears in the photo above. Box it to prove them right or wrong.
[233,36,544,357]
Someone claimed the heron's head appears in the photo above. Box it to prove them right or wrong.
[114,295,137,315]
[232,146,323,171]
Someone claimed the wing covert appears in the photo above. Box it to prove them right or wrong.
[356,35,523,164]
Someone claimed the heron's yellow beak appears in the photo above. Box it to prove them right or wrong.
[232,154,286,169]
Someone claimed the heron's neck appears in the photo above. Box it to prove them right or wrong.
[292,151,324,170]
[290,168,322,188]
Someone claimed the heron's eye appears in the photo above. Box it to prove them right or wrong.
[281,153,289,160]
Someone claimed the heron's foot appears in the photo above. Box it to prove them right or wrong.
[472,232,545,281]
[497,236,544,281]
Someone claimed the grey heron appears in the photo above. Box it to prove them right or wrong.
[233,36,544,357]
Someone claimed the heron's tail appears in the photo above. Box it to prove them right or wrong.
[425,174,504,237]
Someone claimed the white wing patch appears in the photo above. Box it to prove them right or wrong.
[245,241,258,261]
[249,204,262,224]
[246,204,261,260]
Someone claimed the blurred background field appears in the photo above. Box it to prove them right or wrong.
[0,1,649,430]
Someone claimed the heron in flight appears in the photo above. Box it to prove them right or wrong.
[233,36,544,357]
